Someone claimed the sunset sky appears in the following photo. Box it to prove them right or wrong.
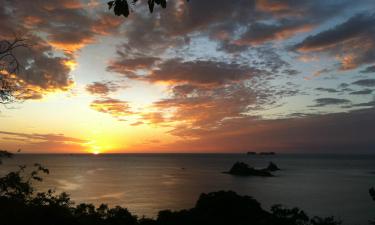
[0,0,375,154]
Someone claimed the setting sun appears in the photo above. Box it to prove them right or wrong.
[92,150,100,155]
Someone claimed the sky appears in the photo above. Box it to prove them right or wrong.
[0,0,375,154]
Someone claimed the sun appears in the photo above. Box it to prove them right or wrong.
[92,150,100,155]
[90,145,102,155]
[85,138,115,155]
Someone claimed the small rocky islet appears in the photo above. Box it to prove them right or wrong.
[224,161,280,177]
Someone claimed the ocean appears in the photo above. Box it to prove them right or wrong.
[0,154,374,225]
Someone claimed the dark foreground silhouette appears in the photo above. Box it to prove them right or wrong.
[0,164,345,225]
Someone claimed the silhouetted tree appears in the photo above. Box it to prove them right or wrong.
[370,187,375,225]
[0,37,28,104]
[0,163,49,201]
[108,0,189,17]
[370,187,375,201]
[310,217,342,225]
[270,204,309,225]
[0,150,12,164]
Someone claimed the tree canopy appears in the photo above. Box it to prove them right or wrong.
[108,0,189,17]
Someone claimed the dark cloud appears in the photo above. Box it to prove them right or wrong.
[235,20,313,45]
[214,0,356,52]
[107,51,160,78]
[3,0,121,53]
[109,56,270,87]
[310,98,351,107]
[0,0,121,99]
[282,69,300,76]
[294,12,375,70]
[295,13,374,51]
[0,36,74,99]
[350,89,373,95]
[352,79,375,87]
[361,65,375,73]
[104,0,365,131]
[160,108,375,153]
[315,87,339,93]
[146,59,261,86]
[338,83,350,88]
[171,84,198,97]
[353,100,375,107]
[153,83,279,131]
[112,0,355,59]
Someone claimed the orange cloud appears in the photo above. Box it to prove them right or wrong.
[294,13,375,70]
[92,14,123,35]
[338,54,357,71]
[90,98,133,118]
[61,0,83,9]
[85,81,122,96]
[0,130,87,153]
[142,112,166,125]
[256,0,289,13]
[235,24,314,46]
[155,108,375,153]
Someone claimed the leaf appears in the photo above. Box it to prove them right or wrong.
[122,0,130,17]
[160,0,166,8]
[148,0,155,13]
[114,0,122,16]
[108,1,114,10]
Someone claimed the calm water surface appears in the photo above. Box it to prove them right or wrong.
[1,154,374,225]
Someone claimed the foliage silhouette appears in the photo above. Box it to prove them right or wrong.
[371,187,375,225]
[0,37,28,104]
[107,0,189,18]
[0,150,13,164]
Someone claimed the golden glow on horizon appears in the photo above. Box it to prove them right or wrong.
[92,150,100,155]
[86,139,106,154]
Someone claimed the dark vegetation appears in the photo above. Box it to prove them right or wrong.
[108,0,189,18]
[370,188,375,202]
[224,161,280,177]
[371,187,375,225]
[0,37,28,104]
[0,150,13,164]
[267,162,280,171]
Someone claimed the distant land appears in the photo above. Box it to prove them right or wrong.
[247,152,276,155]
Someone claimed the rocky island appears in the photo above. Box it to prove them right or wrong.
[266,162,280,171]
[246,151,276,155]
[224,161,281,177]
